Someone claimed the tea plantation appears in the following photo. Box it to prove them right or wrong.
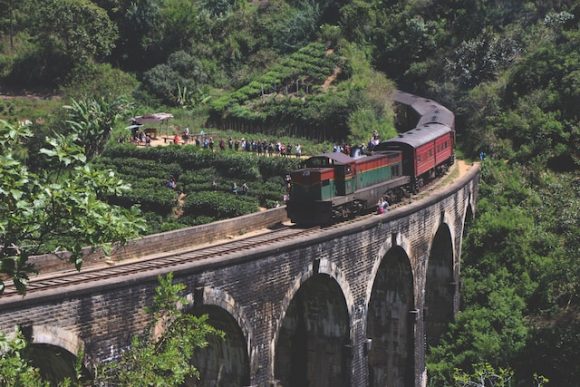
[93,144,301,233]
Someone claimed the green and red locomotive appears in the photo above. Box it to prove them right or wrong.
[286,91,455,224]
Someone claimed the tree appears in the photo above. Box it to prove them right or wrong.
[445,31,520,89]
[452,362,548,387]
[269,1,321,53]
[96,273,224,385]
[453,363,514,387]
[0,329,48,387]
[0,0,16,50]
[0,120,145,294]
[112,0,164,71]
[63,96,130,160]
[30,0,118,63]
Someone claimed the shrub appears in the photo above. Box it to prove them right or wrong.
[183,191,258,218]
[107,186,176,215]
[178,215,215,226]
[257,157,301,179]
[61,62,138,100]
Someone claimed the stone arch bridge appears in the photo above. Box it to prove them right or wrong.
[0,165,479,387]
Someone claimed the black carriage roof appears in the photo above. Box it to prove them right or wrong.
[381,123,453,148]
[393,91,455,129]
[312,151,398,165]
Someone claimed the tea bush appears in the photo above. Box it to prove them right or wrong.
[183,191,259,218]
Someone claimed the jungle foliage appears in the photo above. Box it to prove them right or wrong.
[95,273,224,385]
[0,119,145,294]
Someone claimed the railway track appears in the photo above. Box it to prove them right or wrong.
[0,225,319,300]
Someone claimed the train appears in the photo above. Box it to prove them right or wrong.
[286,91,455,224]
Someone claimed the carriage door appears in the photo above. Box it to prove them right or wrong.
[335,164,356,196]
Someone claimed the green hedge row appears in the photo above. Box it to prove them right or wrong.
[106,186,176,215]
[102,144,300,179]
[183,191,259,218]
[94,157,183,179]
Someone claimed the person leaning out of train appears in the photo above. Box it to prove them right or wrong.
[377,198,385,214]
[377,197,389,214]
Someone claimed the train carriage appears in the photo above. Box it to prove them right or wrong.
[374,123,454,191]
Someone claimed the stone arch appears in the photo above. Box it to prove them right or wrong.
[462,201,475,238]
[424,222,455,348]
[21,325,87,384]
[366,245,415,387]
[276,258,356,329]
[198,287,253,363]
[367,233,413,307]
[183,288,251,387]
[271,259,355,363]
[273,260,352,387]
[26,325,84,356]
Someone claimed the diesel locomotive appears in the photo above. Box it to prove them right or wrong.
[286,91,455,224]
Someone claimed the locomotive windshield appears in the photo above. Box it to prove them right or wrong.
[304,157,331,168]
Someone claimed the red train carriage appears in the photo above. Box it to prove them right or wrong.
[287,152,407,224]
[374,123,454,192]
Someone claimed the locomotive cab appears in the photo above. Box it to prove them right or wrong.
[286,152,407,224]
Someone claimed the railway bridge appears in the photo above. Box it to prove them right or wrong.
[0,163,479,387]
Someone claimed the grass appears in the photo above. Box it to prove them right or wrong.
[0,96,63,123]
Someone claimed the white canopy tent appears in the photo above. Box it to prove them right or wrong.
[129,113,174,139]
[131,112,174,125]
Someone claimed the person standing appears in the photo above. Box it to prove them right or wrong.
[295,144,302,158]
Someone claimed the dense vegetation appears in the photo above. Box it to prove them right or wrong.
[0,0,578,385]
[0,119,144,293]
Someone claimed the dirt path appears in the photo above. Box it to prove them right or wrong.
[173,192,186,218]
[457,159,472,177]
[322,67,342,91]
